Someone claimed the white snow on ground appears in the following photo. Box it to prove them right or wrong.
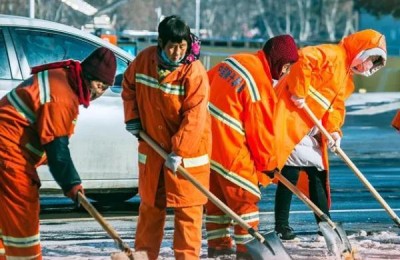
[40,233,400,259]
[39,218,400,260]
[37,91,400,259]
[40,231,400,260]
[346,92,400,115]
[346,92,400,106]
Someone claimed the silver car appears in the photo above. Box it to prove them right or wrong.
[0,15,138,202]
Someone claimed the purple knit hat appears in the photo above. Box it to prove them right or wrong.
[262,35,299,80]
[81,47,117,85]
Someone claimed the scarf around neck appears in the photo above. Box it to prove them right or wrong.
[157,48,183,72]
[31,60,91,108]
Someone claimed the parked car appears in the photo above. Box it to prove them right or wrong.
[0,15,138,202]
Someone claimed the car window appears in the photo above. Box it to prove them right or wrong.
[110,58,128,94]
[14,29,96,67]
[0,30,12,80]
[12,28,130,94]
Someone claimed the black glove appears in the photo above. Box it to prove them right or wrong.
[263,168,279,179]
[126,118,142,139]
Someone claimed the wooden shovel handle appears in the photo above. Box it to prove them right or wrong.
[139,131,266,243]
[77,193,134,259]
[303,104,400,226]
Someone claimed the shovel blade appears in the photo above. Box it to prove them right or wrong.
[244,230,292,260]
[319,221,352,257]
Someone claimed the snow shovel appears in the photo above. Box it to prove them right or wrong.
[77,192,136,260]
[139,131,292,260]
[303,104,400,227]
[275,172,354,259]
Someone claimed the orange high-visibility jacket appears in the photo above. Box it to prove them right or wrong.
[122,46,211,207]
[0,68,79,182]
[392,110,400,131]
[208,50,277,197]
[275,29,386,170]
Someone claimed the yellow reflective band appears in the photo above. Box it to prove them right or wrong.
[206,228,231,241]
[232,211,259,225]
[38,70,51,104]
[234,233,254,244]
[7,90,36,123]
[211,160,261,198]
[7,253,41,260]
[136,73,184,96]
[25,143,45,157]
[138,153,147,164]
[182,154,209,168]
[2,233,40,248]
[223,58,261,102]
[208,102,245,136]
[308,86,333,111]
[205,214,232,224]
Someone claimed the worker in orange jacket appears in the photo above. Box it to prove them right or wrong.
[205,35,299,259]
[122,15,211,260]
[392,110,400,132]
[0,47,117,260]
[273,29,387,239]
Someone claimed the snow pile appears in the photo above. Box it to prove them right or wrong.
[351,230,400,260]
[40,229,400,259]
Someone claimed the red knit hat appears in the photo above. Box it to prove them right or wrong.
[262,35,298,80]
[81,47,117,86]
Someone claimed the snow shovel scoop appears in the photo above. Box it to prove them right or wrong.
[77,193,148,260]
[275,172,355,259]
[139,131,292,260]
[303,104,400,227]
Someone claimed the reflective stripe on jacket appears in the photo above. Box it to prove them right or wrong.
[208,50,277,194]
[0,68,79,181]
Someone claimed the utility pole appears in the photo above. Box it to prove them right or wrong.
[30,0,35,18]
[195,0,200,36]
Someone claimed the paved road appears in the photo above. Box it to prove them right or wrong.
[38,93,400,259]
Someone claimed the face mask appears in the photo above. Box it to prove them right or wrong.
[350,48,386,77]
[352,59,374,77]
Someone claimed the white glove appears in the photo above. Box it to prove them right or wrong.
[290,95,306,108]
[165,152,182,172]
[328,132,341,152]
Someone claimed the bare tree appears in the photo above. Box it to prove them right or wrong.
[1,0,29,17]
[0,0,358,43]
[296,0,312,41]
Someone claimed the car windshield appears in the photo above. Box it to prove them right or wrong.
[11,28,129,93]
[15,29,96,67]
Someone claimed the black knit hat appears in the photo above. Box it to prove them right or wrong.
[81,47,117,85]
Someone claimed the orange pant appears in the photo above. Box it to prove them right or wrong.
[205,171,260,253]
[0,164,41,259]
[135,201,203,260]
